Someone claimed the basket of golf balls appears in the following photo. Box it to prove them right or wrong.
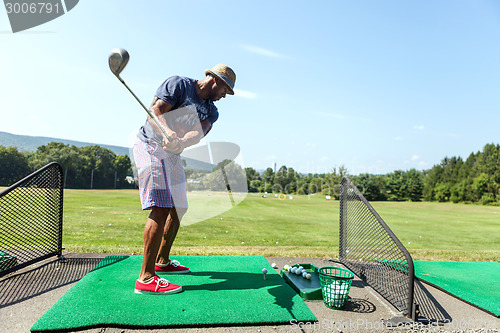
[283,264,312,280]
[318,266,354,309]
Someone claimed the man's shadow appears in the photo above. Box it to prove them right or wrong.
[184,271,315,321]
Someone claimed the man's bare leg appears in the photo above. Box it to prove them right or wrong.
[156,208,186,265]
[139,206,170,281]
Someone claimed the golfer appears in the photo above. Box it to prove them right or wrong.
[133,64,236,294]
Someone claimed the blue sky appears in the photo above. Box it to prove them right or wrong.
[1,0,499,175]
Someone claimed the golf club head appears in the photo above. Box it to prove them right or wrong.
[108,48,129,76]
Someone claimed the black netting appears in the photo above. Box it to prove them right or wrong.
[339,176,415,317]
[0,163,64,277]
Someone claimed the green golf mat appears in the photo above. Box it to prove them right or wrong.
[415,261,500,316]
[31,255,316,332]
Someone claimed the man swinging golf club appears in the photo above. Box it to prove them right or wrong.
[133,64,236,294]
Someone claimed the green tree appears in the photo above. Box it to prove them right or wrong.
[29,142,82,188]
[249,179,262,193]
[115,155,132,188]
[423,165,443,201]
[434,183,451,202]
[384,169,423,201]
[354,174,387,201]
[204,160,246,192]
[322,166,347,197]
[261,167,274,193]
[79,145,117,188]
[406,169,424,201]
[0,146,31,186]
[245,167,260,192]
[385,170,406,201]
[472,173,490,202]
[309,177,323,194]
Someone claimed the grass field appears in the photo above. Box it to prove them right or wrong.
[52,189,500,261]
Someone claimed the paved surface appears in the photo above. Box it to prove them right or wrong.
[0,253,498,333]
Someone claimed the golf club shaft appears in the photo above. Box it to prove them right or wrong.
[117,76,172,141]
[220,166,235,207]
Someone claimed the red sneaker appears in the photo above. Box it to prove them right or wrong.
[134,276,182,294]
[155,259,190,274]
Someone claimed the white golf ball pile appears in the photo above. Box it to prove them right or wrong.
[322,280,348,308]
[284,265,311,280]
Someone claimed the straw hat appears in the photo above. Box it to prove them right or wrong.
[205,64,236,95]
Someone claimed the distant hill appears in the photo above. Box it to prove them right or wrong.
[0,131,130,155]
[0,131,214,171]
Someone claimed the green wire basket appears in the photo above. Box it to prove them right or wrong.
[318,266,354,309]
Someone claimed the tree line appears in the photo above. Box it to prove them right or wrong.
[243,143,499,205]
[0,142,133,189]
[244,165,424,201]
[1,142,498,205]
[423,143,500,205]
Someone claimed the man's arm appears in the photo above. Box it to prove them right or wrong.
[178,119,212,149]
[148,97,183,153]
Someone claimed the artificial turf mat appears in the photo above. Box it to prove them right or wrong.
[31,255,316,331]
[415,261,500,317]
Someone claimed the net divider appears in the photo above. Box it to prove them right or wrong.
[339,175,417,320]
[0,162,64,278]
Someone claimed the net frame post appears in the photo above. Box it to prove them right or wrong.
[56,167,64,258]
[0,162,65,278]
[339,175,417,321]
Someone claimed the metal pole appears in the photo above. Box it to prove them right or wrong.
[221,166,235,207]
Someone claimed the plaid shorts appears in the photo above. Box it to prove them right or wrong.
[133,139,187,210]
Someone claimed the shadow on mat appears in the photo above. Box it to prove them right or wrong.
[89,255,129,272]
[414,278,452,324]
[267,284,316,321]
[184,271,288,291]
[184,271,313,319]
[0,257,103,308]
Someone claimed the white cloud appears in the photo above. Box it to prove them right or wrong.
[240,44,288,58]
[413,125,425,130]
[234,89,257,99]
[411,155,420,160]
[393,136,404,141]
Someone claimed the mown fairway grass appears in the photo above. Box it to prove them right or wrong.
[59,190,499,261]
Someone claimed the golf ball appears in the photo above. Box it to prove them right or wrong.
[271,263,277,269]
[290,267,297,274]
[284,265,290,271]
[295,268,302,275]
[262,268,268,274]
[306,273,312,280]
[302,271,307,278]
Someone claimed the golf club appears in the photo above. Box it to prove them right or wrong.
[108,48,171,141]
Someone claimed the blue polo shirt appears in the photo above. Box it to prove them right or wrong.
[137,76,219,143]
